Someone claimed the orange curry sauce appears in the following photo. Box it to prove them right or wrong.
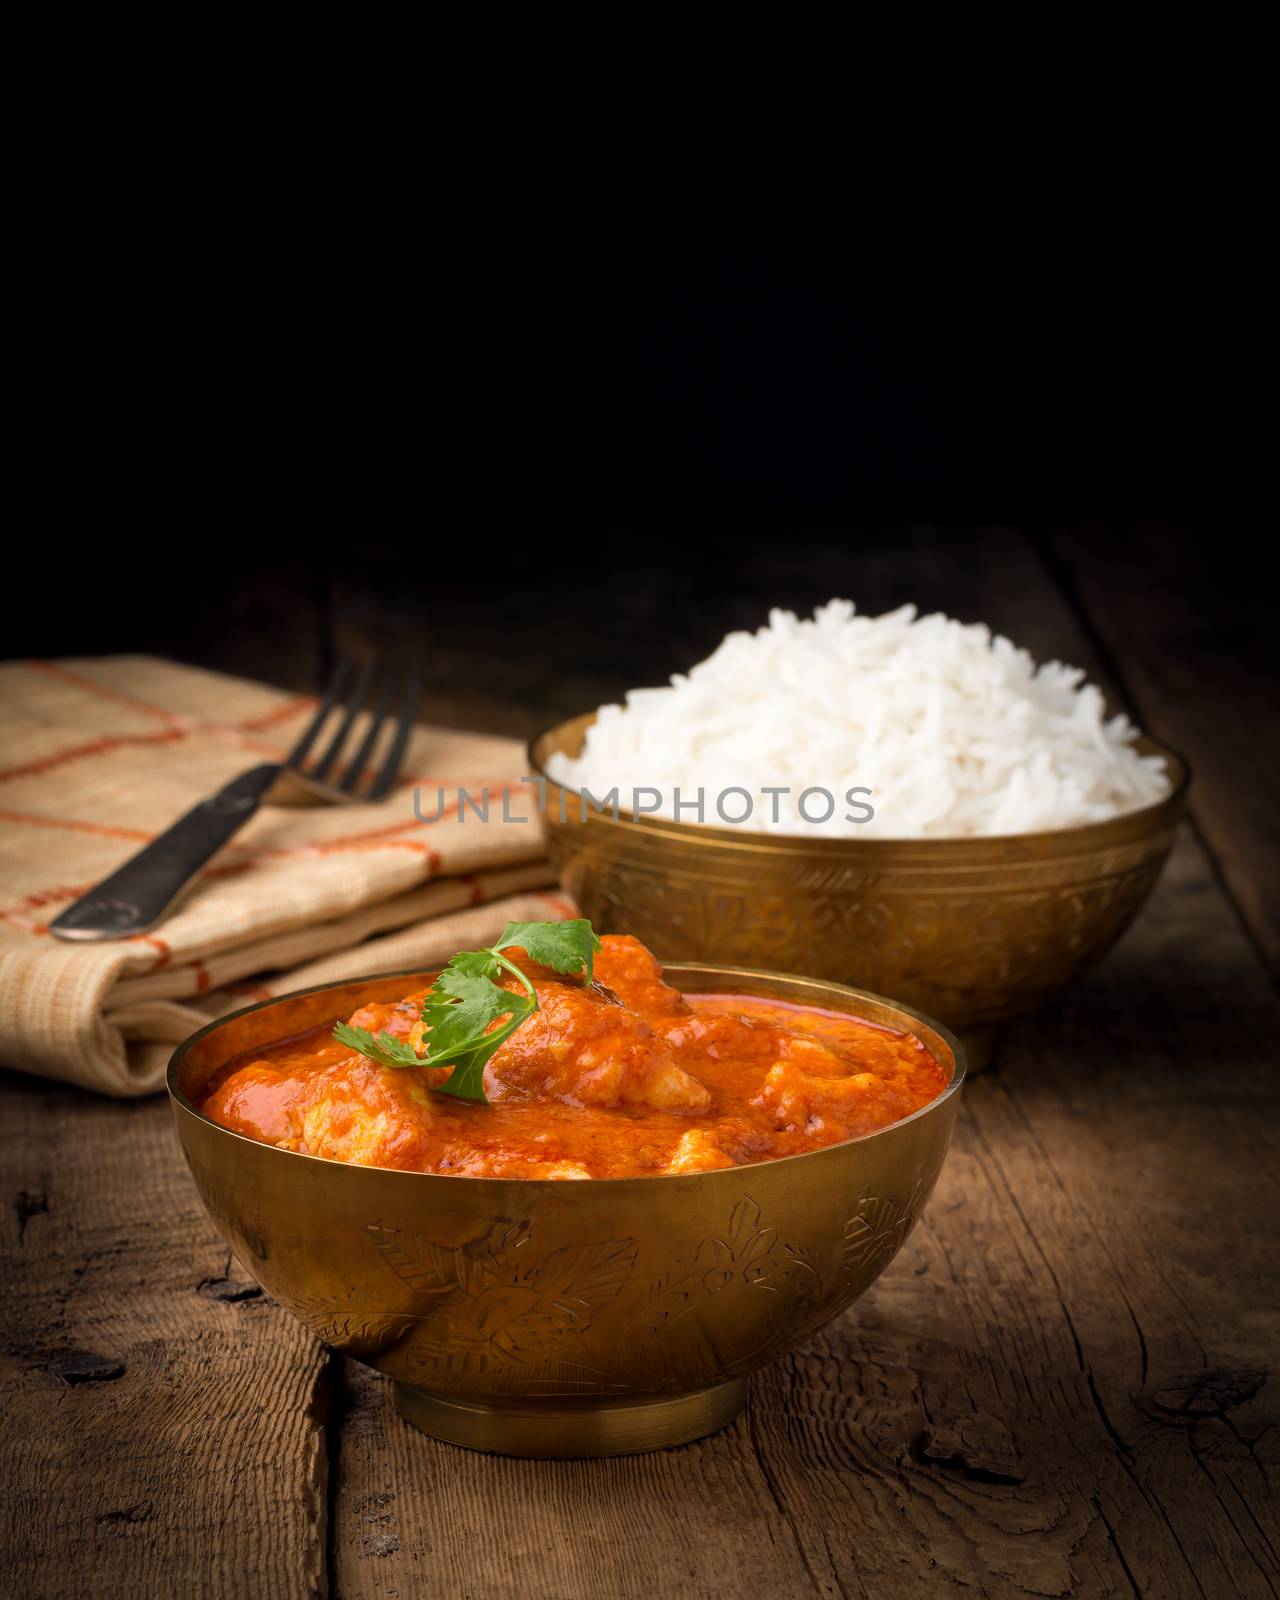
[201,935,949,1179]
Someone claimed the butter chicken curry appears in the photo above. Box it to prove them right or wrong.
[202,934,948,1178]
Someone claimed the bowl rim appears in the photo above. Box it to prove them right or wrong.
[527,711,1190,851]
[166,960,966,1186]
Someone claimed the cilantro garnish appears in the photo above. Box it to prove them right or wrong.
[332,918,601,1103]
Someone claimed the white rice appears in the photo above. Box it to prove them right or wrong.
[545,600,1171,838]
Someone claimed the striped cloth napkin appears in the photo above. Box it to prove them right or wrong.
[0,658,568,1096]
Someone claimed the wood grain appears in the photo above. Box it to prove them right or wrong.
[1044,525,1279,977]
[749,832,1278,1599]
[325,533,1278,1598]
[3,526,1277,1597]
[327,832,1279,1600]
[0,1079,332,1600]
[332,1359,821,1599]
[325,525,1091,741]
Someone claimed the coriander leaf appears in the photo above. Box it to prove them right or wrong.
[448,948,504,982]
[333,1021,427,1070]
[420,965,535,1068]
[420,966,536,1102]
[494,918,601,983]
[435,1044,489,1102]
[331,917,602,1106]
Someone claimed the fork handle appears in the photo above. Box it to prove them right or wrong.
[49,764,281,942]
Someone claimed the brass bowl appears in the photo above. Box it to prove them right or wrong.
[168,964,963,1458]
[531,715,1189,1065]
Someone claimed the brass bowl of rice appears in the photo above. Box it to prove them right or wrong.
[529,715,1188,1067]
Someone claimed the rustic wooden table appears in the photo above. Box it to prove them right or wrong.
[3,529,1276,1598]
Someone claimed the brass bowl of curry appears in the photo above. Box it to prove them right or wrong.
[168,956,963,1458]
[530,714,1189,1065]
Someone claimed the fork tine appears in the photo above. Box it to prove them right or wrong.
[309,660,375,782]
[338,673,396,796]
[365,668,421,800]
[286,659,354,769]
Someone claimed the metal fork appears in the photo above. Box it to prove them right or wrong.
[50,660,421,942]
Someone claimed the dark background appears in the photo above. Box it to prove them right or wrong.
[11,137,1272,722]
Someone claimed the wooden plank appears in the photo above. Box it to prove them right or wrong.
[0,1074,331,1600]
[332,1359,821,1600]
[748,833,1279,1599]
[5,526,1272,1595]
[325,525,1092,742]
[327,835,1277,1599]
[1045,525,1279,977]
[326,528,1277,1596]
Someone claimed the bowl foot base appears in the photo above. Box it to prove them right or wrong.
[393,1377,748,1458]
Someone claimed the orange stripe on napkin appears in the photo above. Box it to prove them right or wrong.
[237,697,317,733]
[0,728,187,784]
[0,808,152,842]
